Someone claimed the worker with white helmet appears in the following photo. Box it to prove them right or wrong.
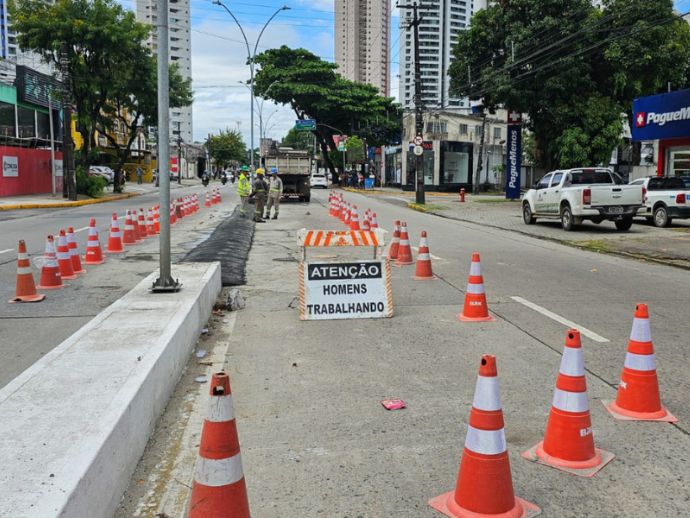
[264,167,283,220]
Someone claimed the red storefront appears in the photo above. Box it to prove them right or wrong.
[0,147,63,197]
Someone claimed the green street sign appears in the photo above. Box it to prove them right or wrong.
[295,119,316,132]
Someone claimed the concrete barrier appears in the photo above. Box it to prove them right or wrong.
[0,262,222,517]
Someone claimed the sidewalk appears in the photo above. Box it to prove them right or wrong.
[0,179,199,210]
[345,187,690,269]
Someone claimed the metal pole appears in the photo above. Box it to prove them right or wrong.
[48,95,56,196]
[60,42,76,201]
[152,0,180,292]
[177,120,182,184]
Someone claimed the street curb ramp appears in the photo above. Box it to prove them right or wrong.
[182,205,255,286]
[0,262,222,518]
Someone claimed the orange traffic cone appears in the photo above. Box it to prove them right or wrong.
[414,231,437,280]
[343,204,351,227]
[204,193,211,208]
[189,372,250,518]
[122,211,137,245]
[361,212,371,230]
[604,304,677,422]
[154,206,161,234]
[395,222,414,266]
[458,253,494,322]
[175,199,184,220]
[9,240,45,303]
[131,209,142,241]
[107,213,124,253]
[429,355,540,518]
[84,218,105,265]
[147,209,156,235]
[522,329,614,477]
[137,209,149,238]
[370,212,379,229]
[56,230,77,280]
[388,220,400,260]
[36,235,64,289]
[66,227,85,274]
[170,203,177,225]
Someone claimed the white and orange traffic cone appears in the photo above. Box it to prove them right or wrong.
[107,214,124,253]
[429,355,541,518]
[370,212,379,229]
[122,211,138,245]
[131,209,142,241]
[36,235,64,289]
[395,222,414,266]
[56,230,77,280]
[343,203,351,227]
[204,193,211,208]
[84,218,105,265]
[137,209,149,238]
[66,227,85,275]
[9,240,45,303]
[458,253,494,322]
[170,203,177,225]
[154,206,161,233]
[604,304,677,422]
[388,220,400,260]
[146,208,156,235]
[189,372,250,518]
[361,212,371,230]
[523,329,614,477]
[414,231,436,280]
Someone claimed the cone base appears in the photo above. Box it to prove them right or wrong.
[106,249,124,254]
[72,268,86,274]
[602,400,677,423]
[37,283,66,290]
[429,491,541,518]
[522,442,614,478]
[393,260,414,267]
[9,293,46,303]
[60,273,78,280]
[458,312,495,323]
[414,274,438,281]
[84,257,105,265]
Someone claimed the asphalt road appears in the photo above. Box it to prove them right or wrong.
[213,188,690,517]
[0,181,237,388]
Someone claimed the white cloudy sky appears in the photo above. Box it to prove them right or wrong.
[118,0,400,145]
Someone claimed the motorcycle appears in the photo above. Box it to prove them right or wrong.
[202,175,210,187]
[221,173,227,185]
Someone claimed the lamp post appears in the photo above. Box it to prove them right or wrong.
[238,79,279,155]
[212,1,289,170]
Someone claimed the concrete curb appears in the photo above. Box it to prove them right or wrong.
[0,262,222,517]
[0,192,139,211]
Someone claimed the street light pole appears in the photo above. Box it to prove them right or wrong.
[212,1,289,170]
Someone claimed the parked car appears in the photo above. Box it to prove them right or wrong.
[310,173,330,189]
[88,166,115,184]
[629,176,690,227]
[522,167,644,231]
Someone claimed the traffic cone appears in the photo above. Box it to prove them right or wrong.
[344,204,351,227]
[350,206,362,230]
[414,231,437,280]
[137,209,149,238]
[154,206,161,234]
[131,209,142,242]
[388,221,400,260]
[9,240,45,303]
[429,355,540,518]
[56,230,77,280]
[107,213,124,253]
[395,222,414,266]
[36,235,64,289]
[170,203,177,225]
[146,209,156,235]
[370,212,379,229]
[522,329,614,477]
[66,227,85,274]
[189,372,250,518]
[175,199,184,220]
[603,304,677,422]
[458,253,495,322]
[204,193,211,208]
[122,211,137,245]
[84,218,105,265]
[339,201,347,223]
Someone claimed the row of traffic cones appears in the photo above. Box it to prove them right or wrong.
[329,192,380,231]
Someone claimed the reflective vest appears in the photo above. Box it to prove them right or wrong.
[237,175,250,196]
[269,177,283,194]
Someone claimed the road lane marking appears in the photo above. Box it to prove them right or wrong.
[510,296,610,343]
[74,226,89,233]
[0,248,13,255]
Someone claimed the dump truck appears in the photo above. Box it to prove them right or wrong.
[261,144,312,202]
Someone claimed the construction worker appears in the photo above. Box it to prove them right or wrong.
[237,166,251,218]
[264,167,283,220]
[250,168,268,223]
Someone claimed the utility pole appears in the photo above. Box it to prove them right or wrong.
[176,120,182,184]
[60,42,76,201]
[475,112,487,195]
[398,2,425,204]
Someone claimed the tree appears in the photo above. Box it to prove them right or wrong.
[448,0,690,169]
[281,127,313,151]
[345,136,366,164]
[253,46,401,181]
[12,0,150,172]
[207,129,247,168]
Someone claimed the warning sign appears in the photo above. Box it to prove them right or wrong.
[299,260,393,320]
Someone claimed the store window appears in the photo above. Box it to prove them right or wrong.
[0,101,15,137]
[441,141,473,185]
[17,106,35,138]
[670,149,690,177]
[36,111,51,140]
[406,147,435,186]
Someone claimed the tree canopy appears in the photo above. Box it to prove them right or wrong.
[448,0,690,169]
[207,129,247,167]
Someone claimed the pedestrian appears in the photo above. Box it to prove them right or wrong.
[250,168,268,223]
[264,167,283,220]
[136,166,143,184]
[237,166,251,218]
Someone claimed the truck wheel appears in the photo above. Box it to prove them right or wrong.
[615,216,633,231]
[653,205,670,227]
[522,203,536,224]
[560,205,574,231]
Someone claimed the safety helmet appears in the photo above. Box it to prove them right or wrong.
[256,168,265,175]
[270,167,278,174]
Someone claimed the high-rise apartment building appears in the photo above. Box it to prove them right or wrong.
[335,0,390,95]
[398,0,487,111]
[0,0,54,75]
[136,0,193,143]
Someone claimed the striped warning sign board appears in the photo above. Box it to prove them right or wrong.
[298,228,385,248]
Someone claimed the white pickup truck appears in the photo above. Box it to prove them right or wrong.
[522,168,644,231]
[628,176,690,227]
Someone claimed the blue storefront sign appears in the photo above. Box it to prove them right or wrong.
[505,110,522,200]
[632,88,690,141]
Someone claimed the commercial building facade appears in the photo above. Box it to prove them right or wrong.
[334,0,390,95]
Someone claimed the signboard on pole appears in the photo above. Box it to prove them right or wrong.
[505,110,522,200]
[295,119,316,132]
[170,157,178,173]
[299,260,393,320]
[632,88,690,141]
